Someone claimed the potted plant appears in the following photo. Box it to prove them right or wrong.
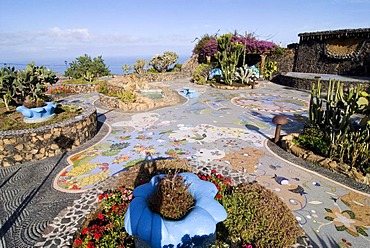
[124,172,227,248]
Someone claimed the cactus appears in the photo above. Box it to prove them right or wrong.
[0,62,58,108]
[83,71,94,83]
[150,51,179,73]
[309,79,324,125]
[122,64,132,74]
[234,64,253,84]
[215,34,244,85]
[308,78,370,173]
[0,67,17,110]
[133,59,147,74]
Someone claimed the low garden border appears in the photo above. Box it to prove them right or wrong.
[272,73,370,91]
[279,134,370,187]
[0,102,98,167]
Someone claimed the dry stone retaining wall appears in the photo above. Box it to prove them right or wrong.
[62,84,99,93]
[0,103,98,167]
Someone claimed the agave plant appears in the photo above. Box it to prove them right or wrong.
[234,64,254,84]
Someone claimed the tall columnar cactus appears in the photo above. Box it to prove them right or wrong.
[309,79,324,125]
[215,34,244,85]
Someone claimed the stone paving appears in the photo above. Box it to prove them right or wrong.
[1,78,370,248]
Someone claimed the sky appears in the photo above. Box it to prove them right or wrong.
[0,0,369,63]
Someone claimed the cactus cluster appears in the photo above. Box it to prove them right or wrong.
[215,34,244,85]
[307,79,370,173]
[0,62,58,109]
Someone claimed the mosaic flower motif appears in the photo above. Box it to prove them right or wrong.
[324,207,368,237]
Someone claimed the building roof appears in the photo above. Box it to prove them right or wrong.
[298,28,370,41]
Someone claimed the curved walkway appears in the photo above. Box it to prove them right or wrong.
[1,78,369,247]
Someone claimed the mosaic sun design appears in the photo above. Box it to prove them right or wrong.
[231,93,309,113]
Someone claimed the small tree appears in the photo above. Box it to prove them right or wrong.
[150,51,179,73]
[133,59,147,74]
[64,54,110,80]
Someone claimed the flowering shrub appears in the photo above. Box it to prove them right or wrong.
[200,39,218,57]
[45,85,74,95]
[197,169,232,201]
[194,32,276,61]
[73,187,134,247]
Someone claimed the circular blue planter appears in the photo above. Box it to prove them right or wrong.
[124,172,227,248]
[16,101,56,123]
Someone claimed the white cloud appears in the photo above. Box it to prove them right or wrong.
[0,27,193,60]
[48,27,91,42]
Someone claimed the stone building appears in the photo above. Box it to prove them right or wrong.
[293,28,370,76]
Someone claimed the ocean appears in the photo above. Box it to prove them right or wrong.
[1,55,191,76]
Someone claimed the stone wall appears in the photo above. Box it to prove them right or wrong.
[268,49,296,79]
[0,103,98,166]
[293,29,370,76]
[62,84,99,93]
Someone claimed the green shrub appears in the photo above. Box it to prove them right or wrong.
[96,82,108,94]
[173,63,182,72]
[293,125,330,157]
[270,45,287,56]
[219,182,302,247]
[192,63,212,84]
[116,90,136,104]
[148,173,194,220]
[263,60,278,80]
[64,54,110,80]
[308,80,370,174]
